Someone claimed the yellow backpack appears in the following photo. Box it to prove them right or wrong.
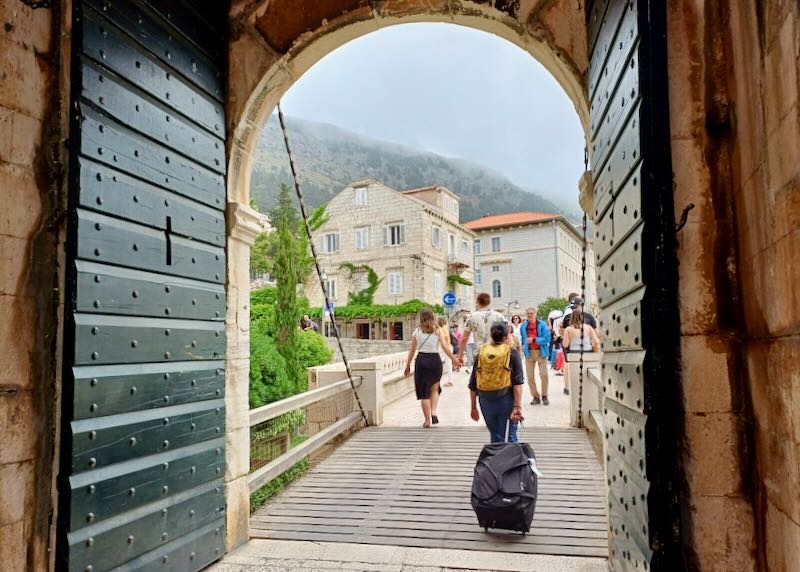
[476,344,512,391]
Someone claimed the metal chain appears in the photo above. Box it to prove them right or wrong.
[276,103,369,428]
[577,147,589,429]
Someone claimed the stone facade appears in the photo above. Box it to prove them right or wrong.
[0,0,799,570]
[467,215,598,315]
[0,3,62,571]
[305,180,475,312]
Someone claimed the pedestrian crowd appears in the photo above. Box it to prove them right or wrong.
[403,292,600,443]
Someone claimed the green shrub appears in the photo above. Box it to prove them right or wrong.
[537,296,569,320]
[297,329,333,369]
[249,457,310,513]
[249,321,295,408]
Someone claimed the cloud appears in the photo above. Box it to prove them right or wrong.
[280,23,585,202]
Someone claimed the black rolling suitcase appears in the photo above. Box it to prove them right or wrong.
[471,422,539,534]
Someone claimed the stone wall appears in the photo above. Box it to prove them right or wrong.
[327,338,411,363]
[0,2,62,571]
[668,2,800,570]
[727,2,800,570]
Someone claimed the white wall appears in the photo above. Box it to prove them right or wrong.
[472,219,597,314]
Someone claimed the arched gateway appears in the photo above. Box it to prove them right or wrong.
[56,1,682,571]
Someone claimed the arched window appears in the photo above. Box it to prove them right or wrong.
[492,280,502,298]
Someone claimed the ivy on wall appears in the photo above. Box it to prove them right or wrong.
[308,299,445,321]
[339,263,383,306]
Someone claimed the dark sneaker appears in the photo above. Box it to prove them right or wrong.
[542,396,550,405]
[431,415,439,425]
[531,397,541,405]
[563,388,570,395]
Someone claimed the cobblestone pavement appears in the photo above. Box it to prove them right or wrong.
[210,539,608,572]
[382,366,572,429]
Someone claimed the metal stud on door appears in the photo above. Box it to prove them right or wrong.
[587,0,684,570]
[58,1,229,570]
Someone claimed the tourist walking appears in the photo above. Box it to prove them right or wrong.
[561,310,600,396]
[404,309,461,428]
[563,310,600,352]
[510,314,524,349]
[451,323,463,372]
[507,323,523,355]
[438,317,455,387]
[520,307,551,405]
[469,323,524,443]
[459,293,506,367]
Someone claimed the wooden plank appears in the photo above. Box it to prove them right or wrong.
[250,530,608,558]
[250,426,608,558]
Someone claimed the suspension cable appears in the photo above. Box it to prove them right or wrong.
[276,103,369,428]
[577,147,589,429]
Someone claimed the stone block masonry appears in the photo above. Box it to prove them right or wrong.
[0,2,62,572]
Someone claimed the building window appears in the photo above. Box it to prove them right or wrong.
[492,280,502,298]
[474,269,481,285]
[388,271,403,295]
[434,272,442,297]
[384,223,405,246]
[491,237,501,252]
[431,225,441,248]
[354,186,368,206]
[463,284,470,298]
[492,265,500,272]
[448,234,456,255]
[461,239,469,257]
[474,239,481,254]
[325,279,337,300]
[355,227,369,250]
[323,233,339,253]
[356,323,370,340]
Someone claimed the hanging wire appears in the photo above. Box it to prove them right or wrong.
[276,103,369,428]
[577,147,589,429]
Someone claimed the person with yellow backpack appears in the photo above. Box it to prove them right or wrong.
[468,323,525,443]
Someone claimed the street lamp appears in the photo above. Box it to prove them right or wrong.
[506,299,521,316]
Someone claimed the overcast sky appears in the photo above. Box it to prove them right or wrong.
[279,23,585,206]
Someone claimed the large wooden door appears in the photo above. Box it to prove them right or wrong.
[58,1,229,570]
[587,1,684,570]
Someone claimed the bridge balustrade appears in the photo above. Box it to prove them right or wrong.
[248,352,414,493]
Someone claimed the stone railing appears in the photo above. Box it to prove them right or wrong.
[567,352,604,439]
[307,351,414,425]
[248,351,416,493]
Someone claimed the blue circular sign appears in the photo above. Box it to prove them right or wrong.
[443,292,457,306]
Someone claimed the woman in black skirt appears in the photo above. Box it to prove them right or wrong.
[403,308,461,428]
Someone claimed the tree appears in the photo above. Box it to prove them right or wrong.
[537,296,569,320]
[272,184,305,392]
[250,231,273,275]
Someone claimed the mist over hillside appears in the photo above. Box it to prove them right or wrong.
[250,117,579,223]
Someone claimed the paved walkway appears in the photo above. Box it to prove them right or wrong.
[212,365,607,572]
[213,539,607,571]
[383,366,572,429]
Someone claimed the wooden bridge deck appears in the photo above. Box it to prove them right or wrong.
[251,426,609,558]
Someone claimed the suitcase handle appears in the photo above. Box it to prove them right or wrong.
[505,418,523,442]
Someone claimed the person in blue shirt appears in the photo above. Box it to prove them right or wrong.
[520,307,552,405]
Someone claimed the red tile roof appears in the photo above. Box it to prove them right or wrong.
[463,212,562,231]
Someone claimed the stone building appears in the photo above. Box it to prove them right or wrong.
[1,2,799,571]
[304,180,476,326]
[465,212,599,315]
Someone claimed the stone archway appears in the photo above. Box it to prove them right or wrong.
[222,0,593,553]
[221,2,688,571]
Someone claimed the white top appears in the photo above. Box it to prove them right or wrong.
[466,309,506,351]
[414,328,441,354]
[566,327,593,352]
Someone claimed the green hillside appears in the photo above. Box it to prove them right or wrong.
[250,116,570,223]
